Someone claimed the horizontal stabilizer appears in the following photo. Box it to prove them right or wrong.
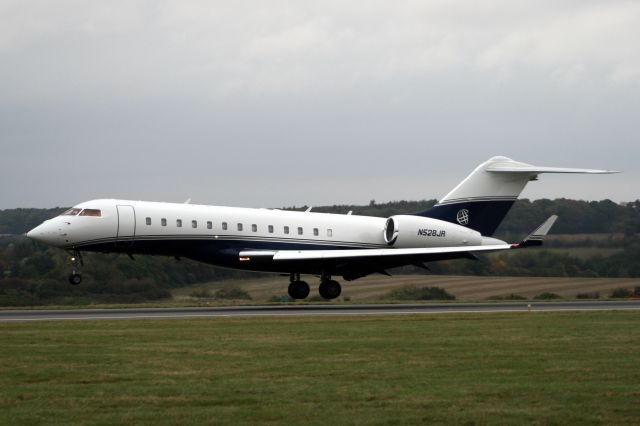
[487,166,618,174]
[514,215,558,248]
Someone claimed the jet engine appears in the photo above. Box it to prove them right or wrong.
[383,215,482,248]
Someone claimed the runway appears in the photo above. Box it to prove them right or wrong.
[1,300,640,322]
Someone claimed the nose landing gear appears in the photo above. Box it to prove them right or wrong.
[68,250,83,285]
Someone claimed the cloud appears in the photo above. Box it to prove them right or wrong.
[476,2,640,85]
[0,1,637,208]
[3,0,639,100]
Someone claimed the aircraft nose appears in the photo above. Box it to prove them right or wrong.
[26,222,64,247]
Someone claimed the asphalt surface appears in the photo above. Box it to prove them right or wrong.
[1,300,640,322]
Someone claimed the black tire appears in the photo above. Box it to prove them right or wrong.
[319,280,341,300]
[288,281,310,299]
[68,273,82,285]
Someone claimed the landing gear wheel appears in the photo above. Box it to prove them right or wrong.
[319,280,342,300]
[288,281,310,300]
[67,250,84,285]
[68,273,82,285]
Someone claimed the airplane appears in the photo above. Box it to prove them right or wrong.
[26,156,616,300]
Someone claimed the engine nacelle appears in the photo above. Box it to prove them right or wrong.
[383,215,482,248]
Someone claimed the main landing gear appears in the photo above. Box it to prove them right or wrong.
[287,272,342,300]
[319,279,342,300]
[288,273,310,300]
[68,250,83,285]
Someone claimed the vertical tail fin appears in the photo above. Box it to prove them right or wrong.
[416,156,617,236]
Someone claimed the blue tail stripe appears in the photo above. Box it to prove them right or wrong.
[415,200,515,236]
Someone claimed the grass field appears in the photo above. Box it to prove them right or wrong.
[1,312,639,425]
[174,275,640,303]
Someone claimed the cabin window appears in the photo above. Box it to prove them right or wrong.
[313,228,319,236]
[268,225,274,233]
[146,217,152,225]
[161,218,167,226]
[61,208,82,216]
[192,220,197,228]
[177,219,182,228]
[252,224,257,232]
[222,222,228,230]
[237,223,243,231]
[327,229,333,237]
[207,221,212,229]
[79,209,102,217]
[297,227,303,235]
[284,226,289,234]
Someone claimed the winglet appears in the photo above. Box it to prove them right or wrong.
[512,215,558,248]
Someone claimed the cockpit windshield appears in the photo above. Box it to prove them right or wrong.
[61,208,82,216]
[79,209,102,217]
[60,208,102,217]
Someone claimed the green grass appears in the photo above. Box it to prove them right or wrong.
[1,312,639,425]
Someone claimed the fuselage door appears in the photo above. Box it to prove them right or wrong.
[116,205,136,247]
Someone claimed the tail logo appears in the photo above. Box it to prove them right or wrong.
[456,209,470,226]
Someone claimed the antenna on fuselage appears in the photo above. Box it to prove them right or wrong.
[305,206,313,212]
[184,198,191,204]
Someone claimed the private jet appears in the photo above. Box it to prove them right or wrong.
[26,156,616,299]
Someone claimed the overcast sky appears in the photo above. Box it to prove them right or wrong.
[1,0,638,209]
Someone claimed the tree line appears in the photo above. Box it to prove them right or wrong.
[288,198,640,237]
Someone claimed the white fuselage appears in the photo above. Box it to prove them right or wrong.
[27,198,482,273]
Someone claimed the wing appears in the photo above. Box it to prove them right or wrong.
[240,244,510,262]
[239,244,510,280]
